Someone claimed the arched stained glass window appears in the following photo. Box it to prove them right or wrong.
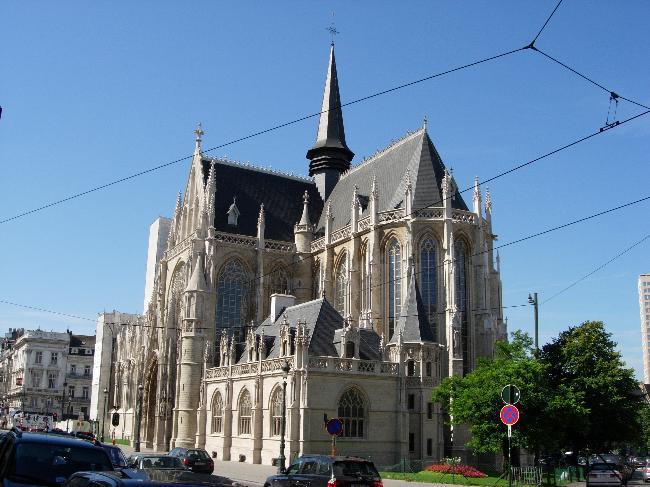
[454,240,469,374]
[335,254,348,315]
[270,387,283,436]
[360,244,370,312]
[387,239,402,339]
[211,392,223,434]
[238,389,252,435]
[216,260,249,335]
[338,389,365,438]
[420,238,438,340]
[269,266,290,295]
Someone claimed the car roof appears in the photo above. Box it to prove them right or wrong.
[299,455,374,462]
[13,431,104,449]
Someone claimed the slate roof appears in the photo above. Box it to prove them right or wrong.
[201,158,323,242]
[332,328,382,360]
[317,128,469,232]
[389,269,436,343]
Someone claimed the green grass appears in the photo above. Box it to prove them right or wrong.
[380,471,509,486]
[112,438,131,446]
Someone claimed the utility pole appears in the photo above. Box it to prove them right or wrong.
[528,293,539,353]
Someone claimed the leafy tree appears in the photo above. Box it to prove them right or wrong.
[539,321,642,453]
[432,331,584,459]
[637,403,650,454]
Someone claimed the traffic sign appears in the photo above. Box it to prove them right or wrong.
[501,384,520,404]
[326,418,343,436]
[500,404,519,425]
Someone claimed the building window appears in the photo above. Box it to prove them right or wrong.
[420,238,438,340]
[426,361,432,377]
[270,387,283,436]
[345,341,355,359]
[67,405,74,415]
[409,433,415,452]
[48,372,57,389]
[211,392,223,434]
[216,260,250,335]
[408,394,415,410]
[406,360,415,377]
[82,386,89,399]
[238,389,252,435]
[69,386,75,398]
[80,406,88,419]
[387,238,401,339]
[269,265,290,296]
[70,364,76,375]
[84,366,91,377]
[30,370,42,388]
[338,388,365,438]
[360,244,370,312]
[454,239,470,374]
[334,253,349,315]
[35,352,42,364]
[427,402,433,420]
[51,353,58,365]
[427,438,433,456]
[313,260,321,300]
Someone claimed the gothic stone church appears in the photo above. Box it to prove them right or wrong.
[102,45,506,466]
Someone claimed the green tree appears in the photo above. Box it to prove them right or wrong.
[637,403,650,454]
[432,331,583,458]
[539,321,642,452]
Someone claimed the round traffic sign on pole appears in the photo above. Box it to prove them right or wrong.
[326,418,343,436]
[501,384,521,405]
[500,404,520,425]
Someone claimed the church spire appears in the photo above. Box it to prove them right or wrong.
[306,44,354,201]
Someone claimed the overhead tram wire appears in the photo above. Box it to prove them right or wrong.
[542,232,650,306]
[0,47,527,226]
[0,299,95,322]
[529,0,564,46]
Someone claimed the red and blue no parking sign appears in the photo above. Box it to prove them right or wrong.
[500,404,519,425]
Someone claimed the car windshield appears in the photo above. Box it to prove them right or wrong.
[188,449,210,460]
[103,446,127,467]
[333,461,379,478]
[10,441,112,484]
[141,456,184,469]
[591,464,619,471]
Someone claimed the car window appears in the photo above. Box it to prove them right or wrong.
[102,447,127,467]
[169,449,178,456]
[8,442,113,485]
[66,476,91,487]
[301,460,319,475]
[317,460,332,476]
[591,464,619,471]
[188,449,210,460]
[286,461,301,475]
[333,461,380,478]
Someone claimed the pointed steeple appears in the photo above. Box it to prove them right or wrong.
[185,254,209,292]
[307,44,354,200]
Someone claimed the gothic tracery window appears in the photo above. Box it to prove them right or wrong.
[211,391,223,434]
[338,388,365,438]
[360,244,370,312]
[420,238,438,340]
[454,239,470,374]
[269,265,290,296]
[238,389,252,435]
[270,387,283,436]
[387,238,402,339]
[313,260,321,300]
[334,253,348,315]
[216,260,250,336]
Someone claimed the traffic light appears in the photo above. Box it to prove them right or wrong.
[53,413,58,421]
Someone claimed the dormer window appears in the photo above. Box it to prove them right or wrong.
[226,197,240,226]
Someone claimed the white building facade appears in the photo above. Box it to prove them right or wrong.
[93,45,507,465]
[639,274,650,384]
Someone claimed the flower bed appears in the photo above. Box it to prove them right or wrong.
[425,464,488,478]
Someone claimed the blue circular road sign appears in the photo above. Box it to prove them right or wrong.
[326,418,343,436]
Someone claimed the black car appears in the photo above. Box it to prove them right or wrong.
[0,427,113,486]
[101,444,128,469]
[264,455,383,487]
[65,470,230,487]
[168,448,214,474]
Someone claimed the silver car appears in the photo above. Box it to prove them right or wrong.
[586,463,622,487]
[642,461,650,482]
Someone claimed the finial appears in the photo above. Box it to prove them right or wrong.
[282,313,289,326]
[485,187,492,212]
[194,123,204,152]
[404,169,412,191]
[473,176,480,199]
[423,115,428,131]
[326,201,332,219]
[326,11,339,45]
[371,174,378,199]
[303,190,309,204]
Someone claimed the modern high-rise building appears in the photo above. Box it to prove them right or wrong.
[639,274,650,384]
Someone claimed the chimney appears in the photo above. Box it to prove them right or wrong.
[270,293,296,322]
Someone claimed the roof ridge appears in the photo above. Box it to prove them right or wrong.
[339,127,425,181]
[205,156,314,183]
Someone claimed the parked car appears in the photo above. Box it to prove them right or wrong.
[0,427,113,485]
[168,447,214,474]
[101,443,128,469]
[126,454,187,471]
[642,461,650,482]
[65,470,232,487]
[264,455,383,487]
[586,463,623,487]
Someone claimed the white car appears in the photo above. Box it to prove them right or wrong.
[586,463,622,487]
[642,461,650,482]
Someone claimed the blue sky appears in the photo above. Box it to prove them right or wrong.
[1,1,649,378]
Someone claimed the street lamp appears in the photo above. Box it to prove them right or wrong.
[528,293,539,353]
[100,387,108,442]
[134,384,144,452]
[278,360,291,474]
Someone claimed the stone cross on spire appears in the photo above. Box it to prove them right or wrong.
[326,11,339,45]
[194,122,204,153]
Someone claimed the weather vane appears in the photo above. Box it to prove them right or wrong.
[326,12,339,45]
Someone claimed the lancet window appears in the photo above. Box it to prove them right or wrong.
[270,387,283,436]
[454,239,470,374]
[238,389,252,435]
[387,238,402,339]
[269,265,290,296]
[420,238,438,340]
[338,388,365,438]
[312,260,321,300]
[334,253,349,315]
[360,244,370,312]
[216,259,250,336]
[211,392,223,434]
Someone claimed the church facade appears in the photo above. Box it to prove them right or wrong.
[97,45,506,466]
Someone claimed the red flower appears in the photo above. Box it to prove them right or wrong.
[425,464,487,478]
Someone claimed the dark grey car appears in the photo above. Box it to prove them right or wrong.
[264,455,382,487]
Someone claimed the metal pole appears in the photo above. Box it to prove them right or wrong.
[533,293,539,353]
[101,389,108,442]
[278,376,287,473]
[134,384,143,452]
[508,430,512,487]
